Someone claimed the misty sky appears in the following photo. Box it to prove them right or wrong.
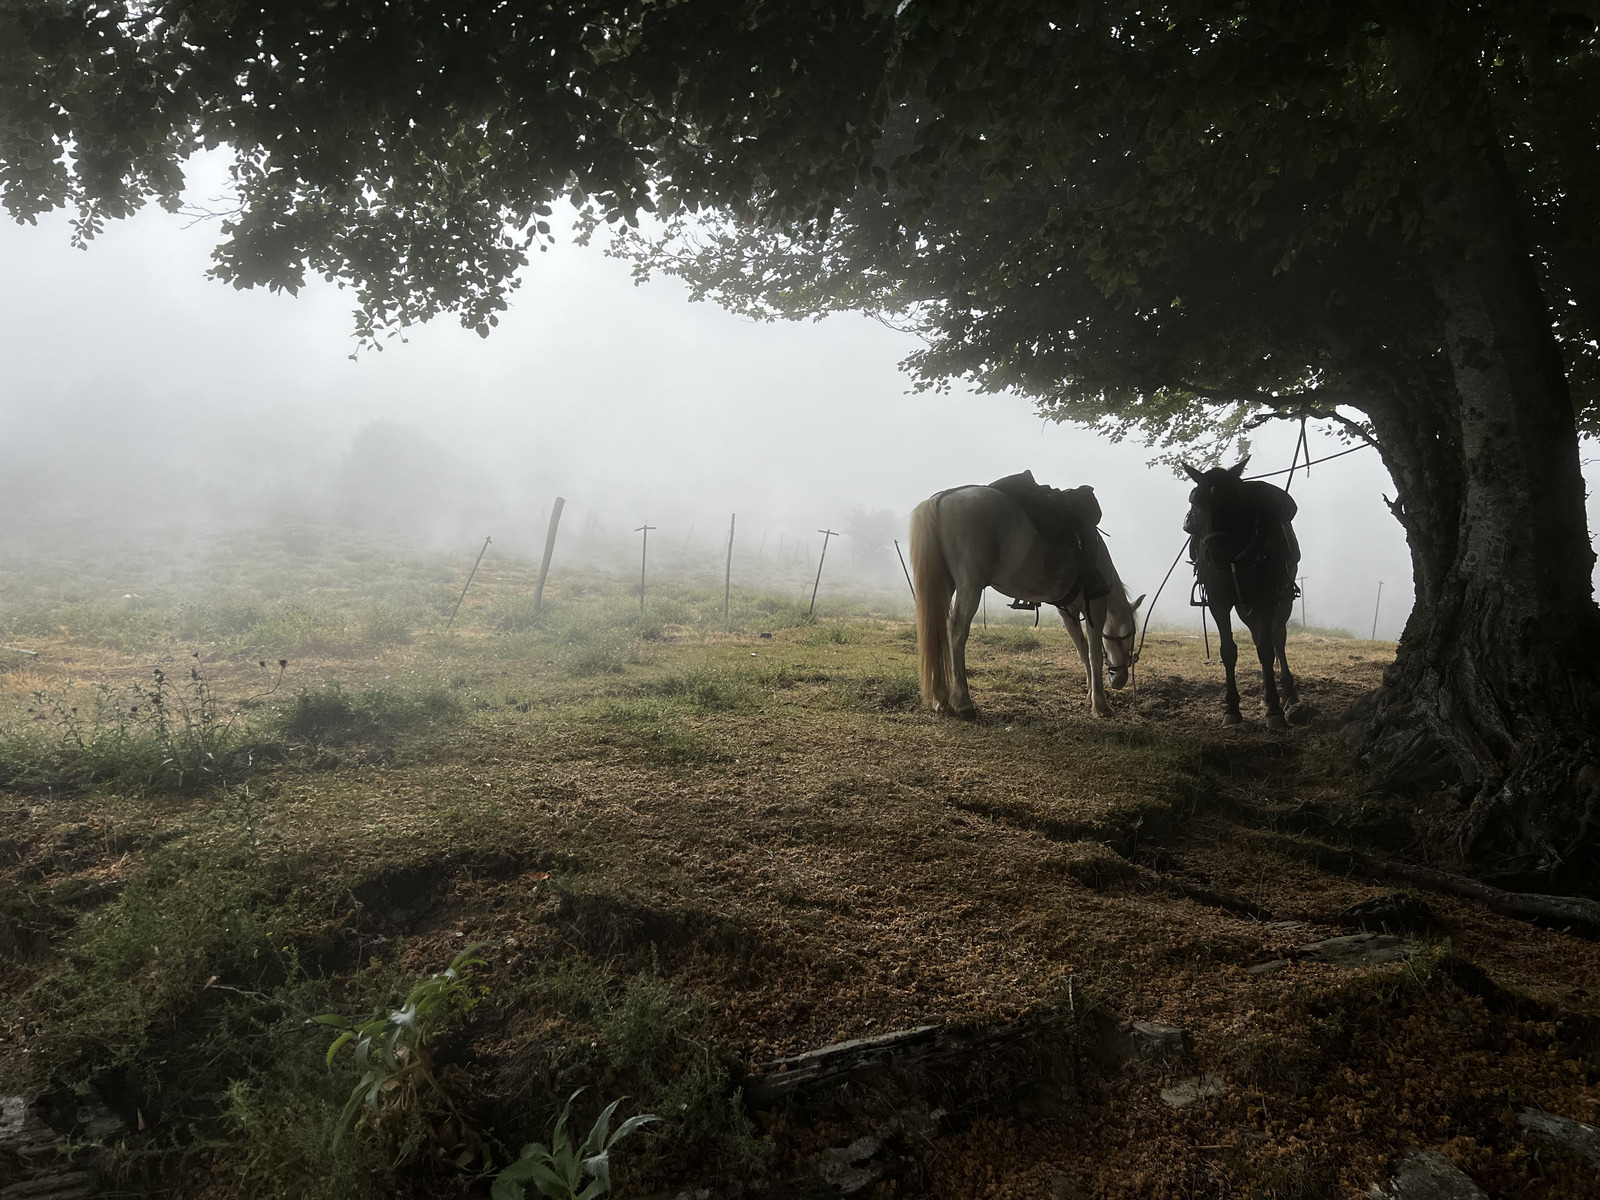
[2,156,1596,641]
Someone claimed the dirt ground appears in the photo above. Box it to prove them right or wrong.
[3,609,1599,1199]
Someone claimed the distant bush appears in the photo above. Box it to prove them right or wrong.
[272,683,459,748]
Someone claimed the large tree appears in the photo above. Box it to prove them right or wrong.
[3,0,1596,884]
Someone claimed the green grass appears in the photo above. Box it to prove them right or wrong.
[637,667,761,713]
[971,626,1044,652]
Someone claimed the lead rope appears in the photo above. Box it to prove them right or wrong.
[1282,415,1310,494]
[1129,538,1191,692]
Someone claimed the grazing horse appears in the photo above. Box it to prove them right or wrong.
[910,476,1143,718]
[1182,459,1302,729]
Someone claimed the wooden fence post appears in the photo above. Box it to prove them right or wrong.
[636,523,657,616]
[724,513,736,624]
[447,536,492,628]
[533,497,565,616]
[809,529,838,616]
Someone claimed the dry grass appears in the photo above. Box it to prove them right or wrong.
[3,567,1598,1199]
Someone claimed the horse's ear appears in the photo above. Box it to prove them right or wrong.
[1131,593,1146,611]
[1228,457,1250,478]
[1182,462,1205,484]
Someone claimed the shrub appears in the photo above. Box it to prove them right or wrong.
[272,683,459,748]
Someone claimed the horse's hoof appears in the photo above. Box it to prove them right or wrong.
[1266,712,1289,731]
[1222,712,1243,726]
[951,704,978,720]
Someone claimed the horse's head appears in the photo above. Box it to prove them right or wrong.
[1182,458,1254,567]
[1100,589,1146,690]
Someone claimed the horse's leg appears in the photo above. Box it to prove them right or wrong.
[1214,606,1243,725]
[1243,606,1287,729]
[1083,595,1111,717]
[1275,598,1301,710]
[947,582,983,718]
[1058,604,1105,716]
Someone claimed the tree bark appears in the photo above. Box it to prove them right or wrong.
[1342,15,1600,889]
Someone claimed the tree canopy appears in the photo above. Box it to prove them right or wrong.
[6,2,1595,438]
[622,2,1599,453]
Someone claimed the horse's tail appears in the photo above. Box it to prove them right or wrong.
[910,497,953,709]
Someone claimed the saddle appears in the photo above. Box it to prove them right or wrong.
[1185,480,1301,595]
[988,470,1112,603]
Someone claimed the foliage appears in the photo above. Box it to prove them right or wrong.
[527,964,774,1180]
[315,944,488,1154]
[6,3,1591,437]
[491,1092,658,1200]
[273,683,460,749]
[0,0,891,344]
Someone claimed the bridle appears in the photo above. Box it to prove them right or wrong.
[1104,627,1139,669]
[1100,609,1140,691]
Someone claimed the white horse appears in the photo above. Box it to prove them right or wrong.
[910,484,1143,718]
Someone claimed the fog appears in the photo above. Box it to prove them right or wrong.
[2,160,1596,641]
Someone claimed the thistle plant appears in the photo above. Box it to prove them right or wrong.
[492,1091,660,1200]
[315,944,487,1151]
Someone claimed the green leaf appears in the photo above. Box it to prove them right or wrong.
[584,1098,623,1156]
[606,1113,660,1149]
[323,1030,354,1067]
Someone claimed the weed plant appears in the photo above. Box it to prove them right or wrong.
[0,658,283,795]
[972,626,1044,652]
[493,1092,658,1200]
[589,700,727,766]
[509,962,773,1184]
[832,669,921,711]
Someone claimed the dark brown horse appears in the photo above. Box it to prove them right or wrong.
[1183,459,1302,729]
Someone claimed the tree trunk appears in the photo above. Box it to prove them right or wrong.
[1342,16,1600,890]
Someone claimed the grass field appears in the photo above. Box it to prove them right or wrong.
[3,531,1599,1199]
